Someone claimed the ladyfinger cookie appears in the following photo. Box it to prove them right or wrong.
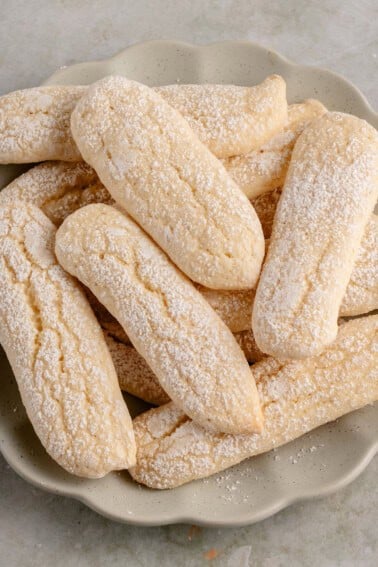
[252,112,378,359]
[2,162,374,336]
[199,213,378,333]
[55,204,263,434]
[340,215,378,317]
[223,99,327,199]
[0,201,135,477]
[104,333,170,406]
[70,76,265,290]
[0,86,86,163]
[155,75,287,158]
[0,161,113,226]
[130,315,378,489]
[0,77,287,164]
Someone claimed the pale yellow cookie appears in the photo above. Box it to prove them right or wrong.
[0,77,287,163]
[2,162,375,336]
[130,315,378,488]
[0,86,86,163]
[0,201,135,477]
[199,213,378,333]
[70,76,265,290]
[252,112,378,359]
[223,99,327,199]
[196,286,255,333]
[0,161,113,226]
[55,204,263,434]
[340,215,378,316]
[156,75,288,158]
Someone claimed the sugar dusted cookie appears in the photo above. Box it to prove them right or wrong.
[130,315,378,488]
[223,99,327,199]
[156,75,288,158]
[70,76,265,290]
[252,112,378,359]
[55,204,263,434]
[0,161,113,225]
[0,201,135,477]
[340,215,378,317]
[0,86,86,163]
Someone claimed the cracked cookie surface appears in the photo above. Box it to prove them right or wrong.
[55,204,263,434]
[130,315,378,488]
[252,112,378,359]
[0,77,286,163]
[0,201,135,477]
[70,76,265,290]
[0,86,86,163]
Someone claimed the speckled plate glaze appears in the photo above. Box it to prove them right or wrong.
[0,41,377,527]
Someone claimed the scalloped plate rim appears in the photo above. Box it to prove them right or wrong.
[2,433,377,527]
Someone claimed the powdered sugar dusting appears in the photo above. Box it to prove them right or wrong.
[196,209,376,336]
[340,215,378,316]
[0,86,86,163]
[0,161,114,226]
[70,76,265,290]
[156,75,288,158]
[0,201,135,477]
[130,315,378,488]
[223,99,327,199]
[253,112,378,359]
[55,203,263,434]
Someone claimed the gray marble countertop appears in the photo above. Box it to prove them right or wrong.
[0,1,377,565]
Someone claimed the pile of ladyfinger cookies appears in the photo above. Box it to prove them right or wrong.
[0,74,377,489]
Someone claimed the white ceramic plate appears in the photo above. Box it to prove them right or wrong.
[0,41,377,527]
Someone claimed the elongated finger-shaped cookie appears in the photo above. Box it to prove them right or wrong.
[70,76,264,290]
[2,169,141,413]
[155,75,287,158]
[253,112,378,359]
[104,333,170,406]
[198,213,378,333]
[0,77,287,164]
[3,162,375,334]
[130,315,378,489]
[202,218,378,349]
[55,204,263,434]
[0,201,135,477]
[340,215,378,316]
[223,99,327,199]
[0,161,114,226]
[0,86,87,163]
